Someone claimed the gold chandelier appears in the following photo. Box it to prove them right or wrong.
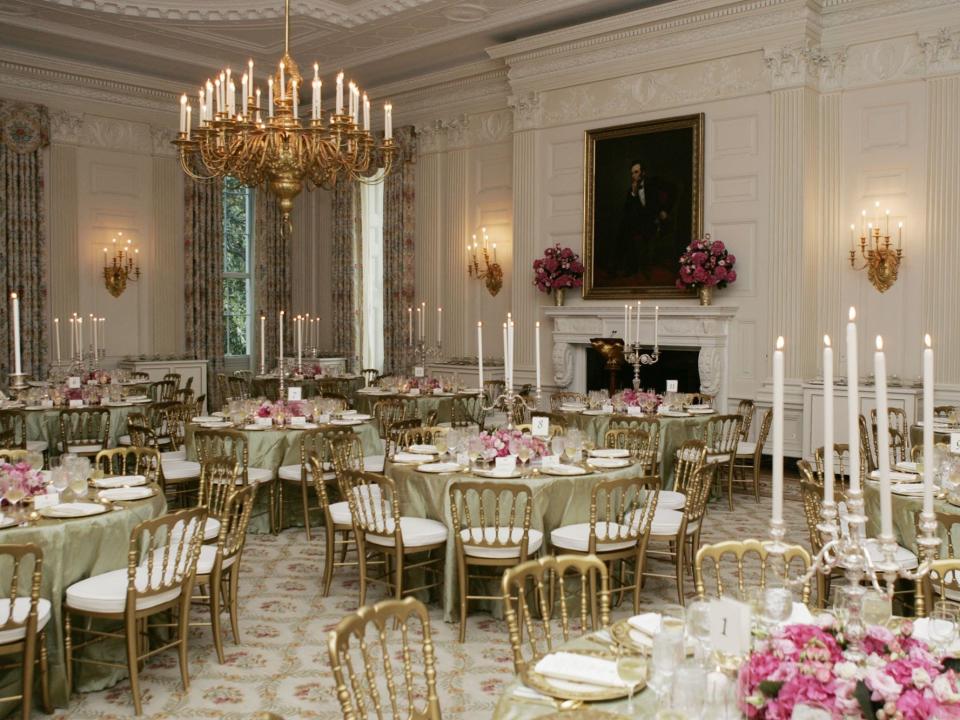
[173,0,397,219]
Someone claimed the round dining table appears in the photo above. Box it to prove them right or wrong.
[251,374,365,401]
[863,479,960,553]
[23,402,151,452]
[353,389,479,425]
[558,411,712,488]
[385,460,647,622]
[0,489,167,715]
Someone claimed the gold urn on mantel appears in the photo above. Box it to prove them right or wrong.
[590,337,625,396]
[697,285,713,306]
[553,288,566,307]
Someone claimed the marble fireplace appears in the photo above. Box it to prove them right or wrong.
[542,305,738,409]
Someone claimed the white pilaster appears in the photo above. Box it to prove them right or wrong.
[150,155,183,354]
[816,92,843,364]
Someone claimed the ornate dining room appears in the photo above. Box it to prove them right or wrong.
[0,0,959,718]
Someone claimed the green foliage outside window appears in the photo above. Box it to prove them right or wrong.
[223,177,252,356]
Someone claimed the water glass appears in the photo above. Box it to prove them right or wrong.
[550,435,565,458]
[616,645,646,714]
[672,661,706,719]
[652,629,685,704]
[928,602,959,655]
[686,600,712,664]
[862,589,892,628]
[25,450,44,471]
[763,587,793,628]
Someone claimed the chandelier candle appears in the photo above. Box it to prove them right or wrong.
[923,334,934,515]
[477,322,484,389]
[846,308,860,494]
[336,72,343,114]
[874,336,893,539]
[823,335,834,505]
[771,336,784,528]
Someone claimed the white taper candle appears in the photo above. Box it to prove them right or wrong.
[923,334,935,515]
[875,336,893,538]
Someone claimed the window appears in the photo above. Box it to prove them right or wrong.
[223,177,254,356]
[360,171,385,371]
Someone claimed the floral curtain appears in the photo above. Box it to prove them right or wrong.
[254,190,291,371]
[0,100,48,383]
[332,183,361,366]
[184,174,225,408]
[381,126,416,374]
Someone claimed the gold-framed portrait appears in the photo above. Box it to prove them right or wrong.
[582,113,704,299]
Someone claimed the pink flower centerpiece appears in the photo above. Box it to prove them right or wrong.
[407,377,441,392]
[532,244,584,297]
[739,618,960,720]
[613,389,661,409]
[478,429,548,460]
[0,462,47,503]
[255,400,306,421]
[676,233,737,297]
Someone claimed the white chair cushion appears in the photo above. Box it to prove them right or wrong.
[161,460,201,480]
[0,598,51,644]
[657,490,686,511]
[67,444,103,454]
[247,466,275,484]
[66,567,182,614]
[363,454,386,473]
[650,508,686,536]
[172,517,220,543]
[278,464,307,482]
[25,440,47,454]
[366,517,447,548]
[329,501,353,526]
[460,527,544,558]
[550,522,636,553]
[195,544,238,575]
[736,441,756,457]
[862,539,918,571]
[332,486,386,527]
[118,435,132,446]
[161,449,187,462]
[705,453,731,464]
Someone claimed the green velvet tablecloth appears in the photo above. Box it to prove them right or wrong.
[863,480,960,552]
[386,461,646,622]
[558,412,711,489]
[0,491,167,715]
[23,404,150,452]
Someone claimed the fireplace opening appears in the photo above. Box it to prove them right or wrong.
[586,345,701,394]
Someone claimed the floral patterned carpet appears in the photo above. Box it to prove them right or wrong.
[37,470,808,720]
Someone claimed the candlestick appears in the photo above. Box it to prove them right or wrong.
[635,300,640,345]
[416,307,422,342]
[772,336,784,527]
[296,314,302,370]
[923,334,935,515]
[502,323,508,388]
[279,310,284,372]
[90,313,97,360]
[336,72,344,115]
[477,321,484,389]
[100,317,106,354]
[846,308,860,493]
[823,335,834,506]
[875,336,893,539]
[260,315,266,372]
[421,301,426,341]
[10,293,21,376]
[437,307,442,345]
[624,305,629,345]
[54,317,61,364]
[77,317,83,362]
[535,321,541,393]
[69,318,74,360]
[407,307,412,346]
[654,305,660,351]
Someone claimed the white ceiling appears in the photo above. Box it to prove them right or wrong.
[0,0,667,89]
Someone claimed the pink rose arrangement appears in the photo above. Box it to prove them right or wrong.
[676,233,737,290]
[614,389,661,409]
[0,462,47,502]
[255,400,306,419]
[739,618,960,720]
[532,244,584,294]
[478,429,548,459]
[408,377,441,391]
[83,370,111,385]
[309,364,325,379]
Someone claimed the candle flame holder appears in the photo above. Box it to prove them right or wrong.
[480,386,540,430]
[625,341,661,391]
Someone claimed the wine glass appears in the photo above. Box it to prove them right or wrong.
[651,620,685,706]
[25,450,44,471]
[551,435,566,460]
[467,438,483,469]
[686,600,712,666]
[516,443,532,475]
[434,434,448,460]
[832,585,857,629]
[616,644,646,714]
[928,602,959,656]
[763,586,793,630]
[562,441,577,465]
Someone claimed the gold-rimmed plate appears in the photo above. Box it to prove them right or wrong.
[610,619,695,656]
[39,502,110,519]
[98,486,156,502]
[537,710,628,720]
[471,467,523,479]
[521,649,635,702]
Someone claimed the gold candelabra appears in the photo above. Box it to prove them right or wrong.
[172,0,397,223]
[849,202,904,293]
[467,227,503,296]
[103,232,140,298]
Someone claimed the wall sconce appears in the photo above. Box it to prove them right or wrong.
[849,201,903,293]
[103,232,141,298]
[467,226,503,296]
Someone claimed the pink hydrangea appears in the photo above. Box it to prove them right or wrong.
[533,244,584,294]
[676,233,738,290]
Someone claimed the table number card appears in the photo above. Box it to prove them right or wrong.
[255,416,272,427]
[709,597,752,657]
[287,386,302,401]
[414,366,425,377]
[531,416,550,437]
[666,379,679,392]
[408,388,421,396]
[290,415,306,426]
[68,376,81,389]
[951,432,960,455]
[316,413,331,424]
[627,406,643,416]
[69,399,84,408]
[601,403,614,414]
[456,452,470,467]
[495,456,517,474]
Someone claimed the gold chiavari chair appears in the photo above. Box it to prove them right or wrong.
[194,393,207,416]
[94,446,162,491]
[216,373,231,407]
[814,443,860,498]
[361,368,380,387]
[162,373,181,389]
[227,376,249,401]
[0,409,47,456]
[310,446,356,596]
[699,414,742,510]
[276,427,330,539]
[736,399,755,441]
[501,555,610,675]
[645,463,713,605]
[610,416,661,476]
[694,538,812,604]
[58,407,110,457]
[732,408,773,504]
[387,425,437,461]
[918,559,960,618]
[174,387,195,407]
[191,483,256,663]
[550,392,587,411]
[870,407,910,464]
[341,470,447,606]
[64,507,206,715]
[448,481,540,642]
[659,439,707,511]
[191,456,242,543]
[320,392,351,410]
[0,544,51,719]
[451,395,484,430]
[934,405,956,418]
[194,429,277,533]
[327,597,442,720]
[859,414,877,473]
[483,379,505,406]
[603,427,649,464]
[797,460,831,607]
[150,379,178,403]
[373,398,407,439]
[550,477,658,617]
[232,370,252,386]
[127,417,200,507]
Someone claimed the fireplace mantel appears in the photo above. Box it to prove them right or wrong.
[543,305,738,406]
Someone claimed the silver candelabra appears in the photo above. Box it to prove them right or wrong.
[625,341,661,390]
[410,339,443,372]
[480,385,541,430]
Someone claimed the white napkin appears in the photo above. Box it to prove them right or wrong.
[410,444,438,454]
[94,474,147,489]
[417,462,461,473]
[868,470,918,482]
[590,448,630,459]
[891,483,927,495]
[99,487,153,501]
[895,461,920,473]
[541,464,586,476]
[48,503,96,517]
[534,652,626,688]
[587,458,631,469]
[628,612,661,635]
[788,602,815,625]
[392,452,426,464]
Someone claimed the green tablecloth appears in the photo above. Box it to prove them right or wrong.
[559,412,711,489]
[0,491,167,715]
[23,404,150,452]
[251,376,366,402]
[863,480,960,552]
[909,424,953,449]
[353,391,468,424]
[386,461,646,622]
